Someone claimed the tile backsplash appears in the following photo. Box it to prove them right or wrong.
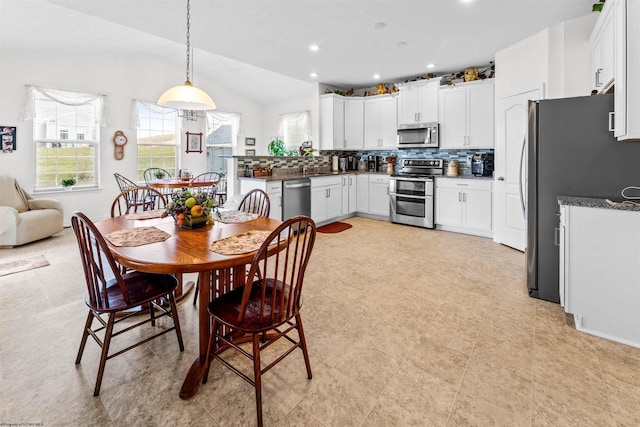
[236,148,494,177]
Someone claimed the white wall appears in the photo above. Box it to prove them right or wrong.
[495,13,596,100]
[260,97,313,155]
[0,51,265,225]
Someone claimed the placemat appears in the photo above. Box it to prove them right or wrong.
[216,210,259,224]
[209,230,272,255]
[105,226,171,247]
[124,209,166,220]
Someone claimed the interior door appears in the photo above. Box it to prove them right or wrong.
[494,88,541,251]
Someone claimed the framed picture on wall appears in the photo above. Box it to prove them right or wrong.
[245,149,256,156]
[1,126,16,153]
[186,132,203,153]
[245,137,256,146]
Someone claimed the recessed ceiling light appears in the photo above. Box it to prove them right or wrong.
[373,74,381,80]
[309,44,320,52]
[397,41,408,48]
[310,72,318,78]
[373,22,386,30]
[460,0,474,3]
[427,63,435,69]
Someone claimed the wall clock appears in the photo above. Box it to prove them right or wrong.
[113,130,128,160]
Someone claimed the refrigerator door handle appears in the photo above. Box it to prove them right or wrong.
[518,136,526,218]
[554,227,560,246]
[608,112,615,132]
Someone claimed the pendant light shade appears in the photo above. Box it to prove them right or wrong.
[158,81,216,110]
[157,0,215,111]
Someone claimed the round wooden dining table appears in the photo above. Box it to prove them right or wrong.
[94,213,281,399]
[147,177,217,190]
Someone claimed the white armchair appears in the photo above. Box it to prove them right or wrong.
[0,174,63,247]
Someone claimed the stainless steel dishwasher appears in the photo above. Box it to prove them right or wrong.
[282,178,311,220]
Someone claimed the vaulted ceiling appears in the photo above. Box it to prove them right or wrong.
[1,0,594,104]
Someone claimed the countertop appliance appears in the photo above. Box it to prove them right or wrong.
[527,94,640,303]
[346,156,358,170]
[397,122,439,149]
[283,178,311,220]
[390,158,444,228]
[367,155,383,172]
[471,153,494,177]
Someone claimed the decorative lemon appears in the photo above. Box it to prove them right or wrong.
[190,205,204,217]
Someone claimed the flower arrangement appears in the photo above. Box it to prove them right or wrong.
[163,189,219,228]
[385,155,397,165]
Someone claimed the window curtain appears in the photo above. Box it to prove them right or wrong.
[129,100,176,128]
[278,111,311,140]
[206,110,241,149]
[20,85,108,126]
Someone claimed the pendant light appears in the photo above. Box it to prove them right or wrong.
[157,0,216,112]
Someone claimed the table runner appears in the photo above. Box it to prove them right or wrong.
[105,226,171,247]
[124,209,166,220]
[216,210,259,224]
[209,230,272,255]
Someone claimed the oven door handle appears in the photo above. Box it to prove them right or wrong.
[391,177,434,182]
[390,193,431,200]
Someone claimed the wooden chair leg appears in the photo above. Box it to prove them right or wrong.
[192,280,199,306]
[76,311,94,365]
[168,292,185,352]
[253,333,263,427]
[149,301,156,327]
[295,314,313,379]
[93,313,116,396]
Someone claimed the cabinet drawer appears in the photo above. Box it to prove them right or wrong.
[267,182,282,192]
[436,178,492,191]
[311,176,341,188]
[368,175,390,185]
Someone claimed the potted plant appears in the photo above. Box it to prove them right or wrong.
[154,170,166,179]
[61,177,76,190]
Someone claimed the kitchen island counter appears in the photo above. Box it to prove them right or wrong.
[558,195,640,212]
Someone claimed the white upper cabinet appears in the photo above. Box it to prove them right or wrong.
[439,79,495,149]
[398,79,439,126]
[613,0,640,141]
[591,1,615,93]
[344,99,364,149]
[319,94,345,150]
[364,95,398,149]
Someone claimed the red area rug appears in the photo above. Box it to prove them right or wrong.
[317,222,353,234]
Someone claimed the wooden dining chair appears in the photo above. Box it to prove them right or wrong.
[191,171,220,200]
[202,216,317,427]
[71,212,184,396]
[192,188,271,306]
[110,186,167,217]
[238,189,270,218]
[143,167,172,183]
[113,172,138,193]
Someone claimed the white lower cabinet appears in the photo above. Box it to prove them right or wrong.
[239,179,282,221]
[559,202,640,348]
[435,178,493,237]
[311,176,341,224]
[368,175,390,218]
[356,174,369,213]
[341,174,357,215]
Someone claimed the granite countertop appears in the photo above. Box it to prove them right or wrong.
[239,170,390,182]
[558,196,640,212]
[436,175,494,181]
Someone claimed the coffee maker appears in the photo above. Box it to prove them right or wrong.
[367,155,377,172]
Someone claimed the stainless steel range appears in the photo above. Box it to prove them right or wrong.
[390,158,444,228]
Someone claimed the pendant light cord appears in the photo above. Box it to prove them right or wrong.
[185,0,191,84]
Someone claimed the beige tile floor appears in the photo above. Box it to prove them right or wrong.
[1,216,640,426]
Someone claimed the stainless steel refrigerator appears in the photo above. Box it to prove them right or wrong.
[527,94,640,303]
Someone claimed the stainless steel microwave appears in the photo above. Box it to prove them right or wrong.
[397,123,439,149]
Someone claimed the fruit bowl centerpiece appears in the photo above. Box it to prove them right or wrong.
[163,189,218,229]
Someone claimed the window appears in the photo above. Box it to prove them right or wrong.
[279,111,310,151]
[30,86,104,190]
[205,111,240,174]
[136,102,178,182]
